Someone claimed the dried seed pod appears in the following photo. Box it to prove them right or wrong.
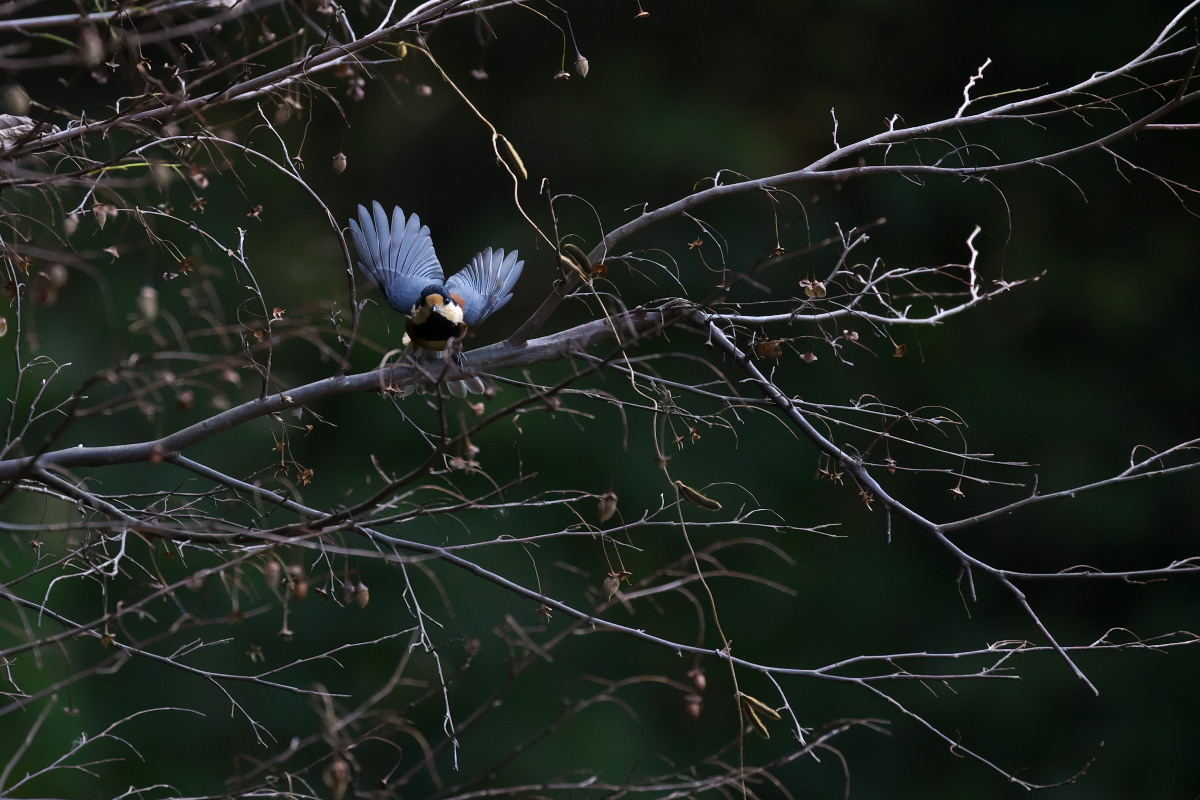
[738,691,780,739]
[332,151,347,173]
[574,55,590,78]
[744,702,771,738]
[354,580,370,608]
[737,691,781,720]
[684,693,703,720]
[497,135,528,180]
[674,480,722,511]
[562,242,591,271]
[558,252,589,281]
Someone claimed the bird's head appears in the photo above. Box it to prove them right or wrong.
[410,284,466,326]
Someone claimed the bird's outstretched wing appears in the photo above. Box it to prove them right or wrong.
[349,202,444,315]
[446,247,525,327]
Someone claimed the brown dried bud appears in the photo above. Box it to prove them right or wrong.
[92,202,117,229]
[597,491,618,523]
[574,55,590,78]
[332,152,347,173]
[286,564,308,600]
[685,693,703,720]
[754,339,783,359]
[263,559,282,588]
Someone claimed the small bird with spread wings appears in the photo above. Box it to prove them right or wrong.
[349,201,524,395]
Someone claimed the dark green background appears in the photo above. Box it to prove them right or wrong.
[3,1,1199,797]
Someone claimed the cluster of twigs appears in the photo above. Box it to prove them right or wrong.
[2,1,1200,798]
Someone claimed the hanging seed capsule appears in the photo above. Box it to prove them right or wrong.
[597,491,618,523]
[92,202,117,229]
[754,339,783,359]
[802,278,827,298]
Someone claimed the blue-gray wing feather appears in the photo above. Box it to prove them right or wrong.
[446,247,525,327]
[349,202,444,315]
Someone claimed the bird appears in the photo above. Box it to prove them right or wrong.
[349,201,524,396]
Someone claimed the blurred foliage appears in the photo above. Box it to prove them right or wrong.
[3,1,1200,798]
